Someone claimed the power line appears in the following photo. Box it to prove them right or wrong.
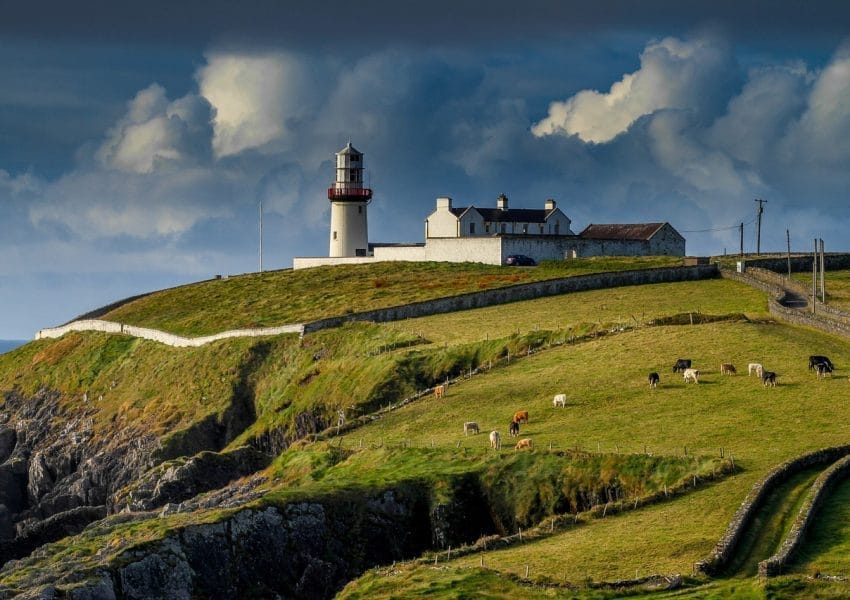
[680,215,757,234]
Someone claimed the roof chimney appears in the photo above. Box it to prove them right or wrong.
[545,198,556,211]
[497,193,509,210]
[436,197,452,209]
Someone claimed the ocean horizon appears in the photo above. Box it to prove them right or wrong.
[0,340,27,354]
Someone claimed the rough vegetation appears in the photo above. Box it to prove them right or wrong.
[2,260,850,598]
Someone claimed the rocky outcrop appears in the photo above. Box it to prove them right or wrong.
[113,447,270,512]
[33,491,434,600]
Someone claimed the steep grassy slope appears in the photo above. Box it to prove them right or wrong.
[335,319,850,588]
[98,257,682,336]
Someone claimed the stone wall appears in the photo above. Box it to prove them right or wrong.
[36,320,304,347]
[759,454,850,578]
[694,446,850,577]
[741,253,850,274]
[36,265,720,346]
[303,264,721,334]
[720,269,850,340]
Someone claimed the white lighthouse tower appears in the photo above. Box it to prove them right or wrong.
[328,142,372,257]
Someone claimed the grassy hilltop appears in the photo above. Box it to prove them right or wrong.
[4,260,850,598]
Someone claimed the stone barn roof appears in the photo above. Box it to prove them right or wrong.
[579,223,672,241]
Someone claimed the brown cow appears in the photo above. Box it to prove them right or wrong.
[720,363,737,375]
[515,438,533,450]
[434,384,446,399]
[513,410,529,424]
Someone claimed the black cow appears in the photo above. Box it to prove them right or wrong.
[509,421,520,437]
[673,359,692,373]
[816,363,833,378]
[762,371,778,387]
[648,372,660,389]
[809,355,834,371]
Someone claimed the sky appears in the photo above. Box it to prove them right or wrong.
[3,1,850,339]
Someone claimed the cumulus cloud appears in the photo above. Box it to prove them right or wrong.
[532,34,734,143]
[96,84,214,173]
[198,50,319,158]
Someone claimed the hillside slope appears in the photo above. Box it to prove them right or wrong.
[3,263,850,598]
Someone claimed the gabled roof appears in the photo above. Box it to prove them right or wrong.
[579,223,671,241]
[449,207,560,224]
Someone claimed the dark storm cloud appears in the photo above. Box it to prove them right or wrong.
[5,1,850,50]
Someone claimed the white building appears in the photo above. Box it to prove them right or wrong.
[292,144,686,270]
[425,194,574,238]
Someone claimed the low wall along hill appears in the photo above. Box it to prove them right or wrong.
[36,265,721,347]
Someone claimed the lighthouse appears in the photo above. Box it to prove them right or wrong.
[328,142,372,257]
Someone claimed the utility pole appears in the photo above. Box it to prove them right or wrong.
[259,198,264,273]
[786,229,791,277]
[820,238,826,303]
[739,222,744,257]
[754,198,767,255]
[812,238,817,314]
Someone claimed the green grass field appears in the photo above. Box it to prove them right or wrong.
[98,257,683,336]
[336,318,850,589]
[8,262,850,597]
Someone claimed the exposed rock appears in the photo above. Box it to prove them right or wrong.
[113,446,271,512]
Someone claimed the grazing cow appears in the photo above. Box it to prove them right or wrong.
[648,372,660,389]
[720,363,737,375]
[434,384,446,399]
[683,368,700,384]
[513,410,529,424]
[762,371,777,387]
[509,420,520,437]
[553,393,566,408]
[748,363,764,377]
[673,359,692,373]
[515,438,533,450]
[489,430,501,450]
[463,421,479,435]
[816,363,833,379]
[809,355,834,371]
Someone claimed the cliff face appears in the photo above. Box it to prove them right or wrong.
[0,388,159,563]
[1,486,440,599]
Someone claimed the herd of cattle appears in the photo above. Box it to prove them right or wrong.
[647,354,836,389]
[448,353,837,452]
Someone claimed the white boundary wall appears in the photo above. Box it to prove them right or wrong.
[36,320,304,347]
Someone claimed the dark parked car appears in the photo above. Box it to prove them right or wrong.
[505,254,536,266]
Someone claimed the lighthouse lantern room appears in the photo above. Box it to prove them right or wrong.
[328,142,372,257]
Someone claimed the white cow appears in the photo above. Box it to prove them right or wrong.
[553,393,566,408]
[748,363,764,377]
[683,368,700,384]
[463,421,480,435]
[489,430,501,449]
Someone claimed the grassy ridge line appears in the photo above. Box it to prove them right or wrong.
[99,257,683,337]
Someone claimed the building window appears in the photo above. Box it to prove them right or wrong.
[485,223,490,233]
[358,206,362,214]
[539,225,544,234]
[333,231,338,240]
[470,222,476,234]
[555,222,560,234]
[500,223,506,234]
[522,224,528,234]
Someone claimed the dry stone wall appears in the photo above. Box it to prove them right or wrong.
[759,454,850,578]
[303,265,720,334]
[35,265,720,347]
[694,446,850,577]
